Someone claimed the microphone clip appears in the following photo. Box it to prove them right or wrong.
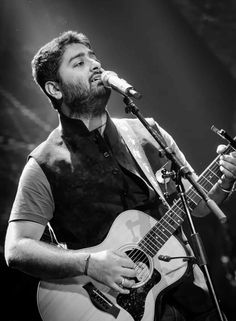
[158,254,197,264]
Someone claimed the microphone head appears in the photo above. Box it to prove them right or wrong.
[101,70,118,88]
[129,88,142,100]
[101,70,142,99]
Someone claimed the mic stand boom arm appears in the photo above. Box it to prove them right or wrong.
[123,96,227,321]
[123,96,226,223]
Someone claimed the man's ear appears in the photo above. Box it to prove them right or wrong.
[45,81,62,100]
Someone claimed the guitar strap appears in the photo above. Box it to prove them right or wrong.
[113,118,170,208]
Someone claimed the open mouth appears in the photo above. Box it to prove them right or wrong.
[91,74,101,83]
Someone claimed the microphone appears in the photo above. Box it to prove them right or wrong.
[158,255,196,263]
[101,70,142,99]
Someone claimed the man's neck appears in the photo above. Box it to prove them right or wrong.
[59,104,107,134]
[80,113,107,133]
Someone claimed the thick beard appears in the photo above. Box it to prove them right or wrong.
[60,80,111,118]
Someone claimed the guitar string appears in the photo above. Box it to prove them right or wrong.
[129,204,187,269]
[128,160,222,270]
[130,150,225,263]
[131,175,208,260]
[142,146,230,255]
[129,175,216,267]
[139,161,221,255]
[132,179,218,270]
[128,145,234,276]
[130,168,212,260]
[127,149,228,275]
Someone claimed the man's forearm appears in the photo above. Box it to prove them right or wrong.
[6,238,89,280]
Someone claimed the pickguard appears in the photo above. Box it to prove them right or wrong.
[117,269,161,321]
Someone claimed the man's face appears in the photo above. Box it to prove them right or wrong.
[57,43,110,116]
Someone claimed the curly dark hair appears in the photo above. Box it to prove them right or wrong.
[31,30,91,108]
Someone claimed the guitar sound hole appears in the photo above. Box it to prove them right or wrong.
[125,248,152,287]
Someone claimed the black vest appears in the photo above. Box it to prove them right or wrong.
[30,114,176,249]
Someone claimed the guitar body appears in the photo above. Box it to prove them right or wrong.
[37,210,189,321]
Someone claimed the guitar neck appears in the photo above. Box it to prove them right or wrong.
[138,144,234,257]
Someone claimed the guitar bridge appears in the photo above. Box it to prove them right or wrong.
[83,282,120,318]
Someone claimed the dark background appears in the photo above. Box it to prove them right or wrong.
[0,0,236,320]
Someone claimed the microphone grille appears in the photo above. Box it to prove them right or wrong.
[101,70,118,87]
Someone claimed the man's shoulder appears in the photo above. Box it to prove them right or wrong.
[29,127,61,162]
[111,116,173,148]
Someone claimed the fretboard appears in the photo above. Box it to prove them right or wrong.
[138,144,234,257]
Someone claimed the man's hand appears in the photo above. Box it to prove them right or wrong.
[217,144,236,188]
[87,250,138,294]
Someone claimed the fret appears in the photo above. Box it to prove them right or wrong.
[163,215,179,230]
[187,191,202,206]
[186,195,198,207]
[155,221,174,239]
[208,167,220,180]
[170,215,183,226]
[142,227,165,247]
[161,214,183,235]
[139,241,155,257]
[157,224,172,237]
[188,187,202,201]
[199,172,219,188]
[145,229,164,248]
[137,143,235,258]
[185,196,198,211]
[141,208,185,253]
[141,224,171,253]
[168,207,185,225]
[198,184,208,194]
[172,202,186,216]
[200,175,215,188]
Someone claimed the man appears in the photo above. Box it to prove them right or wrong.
[4,30,236,321]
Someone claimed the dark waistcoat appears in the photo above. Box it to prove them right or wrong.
[30,114,176,249]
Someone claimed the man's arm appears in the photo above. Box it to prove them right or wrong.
[4,159,137,294]
[5,220,137,294]
[5,220,93,279]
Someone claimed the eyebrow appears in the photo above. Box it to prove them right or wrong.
[68,50,96,65]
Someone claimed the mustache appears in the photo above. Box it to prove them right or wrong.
[89,70,103,83]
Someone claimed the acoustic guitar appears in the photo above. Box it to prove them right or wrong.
[37,144,233,321]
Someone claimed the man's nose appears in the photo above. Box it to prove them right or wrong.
[90,58,101,71]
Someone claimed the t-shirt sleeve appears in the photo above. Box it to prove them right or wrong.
[9,157,55,225]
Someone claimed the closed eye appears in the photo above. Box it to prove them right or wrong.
[73,61,84,67]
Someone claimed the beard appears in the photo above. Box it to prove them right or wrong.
[59,79,111,118]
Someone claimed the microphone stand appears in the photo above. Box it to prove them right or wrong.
[122,96,227,321]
